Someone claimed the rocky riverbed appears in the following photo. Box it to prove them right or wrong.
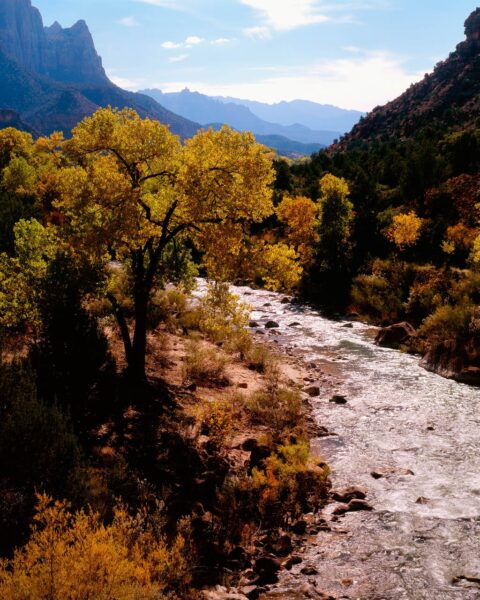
[219,284,480,600]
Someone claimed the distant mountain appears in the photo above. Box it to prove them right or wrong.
[0,0,199,137]
[206,122,324,158]
[140,88,341,146]
[336,8,480,148]
[215,97,363,133]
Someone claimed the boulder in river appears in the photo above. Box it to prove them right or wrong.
[265,321,280,329]
[420,336,480,386]
[375,321,416,348]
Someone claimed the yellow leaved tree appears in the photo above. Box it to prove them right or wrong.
[55,108,275,380]
[386,210,424,251]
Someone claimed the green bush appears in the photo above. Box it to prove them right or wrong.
[417,303,476,346]
[0,361,84,554]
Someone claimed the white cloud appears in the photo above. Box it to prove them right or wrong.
[154,51,423,111]
[243,26,271,39]
[239,0,329,32]
[211,38,232,45]
[117,16,139,27]
[169,54,189,63]
[162,36,204,50]
[162,41,183,49]
[185,36,204,45]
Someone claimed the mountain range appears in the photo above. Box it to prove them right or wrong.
[337,8,480,148]
[140,88,362,147]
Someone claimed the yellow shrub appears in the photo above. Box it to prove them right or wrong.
[0,495,192,600]
[251,441,329,524]
[196,398,238,450]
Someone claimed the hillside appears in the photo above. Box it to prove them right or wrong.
[141,88,341,146]
[336,8,480,148]
[0,0,199,137]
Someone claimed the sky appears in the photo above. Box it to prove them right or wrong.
[32,0,479,111]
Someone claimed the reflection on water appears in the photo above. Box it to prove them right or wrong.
[212,282,480,599]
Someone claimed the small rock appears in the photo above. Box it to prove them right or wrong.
[263,303,271,307]
[304,385,321,397]
[272,534,293,557]
[249,321,259,328]
[240,586,261,600]
[289,322,301,327]
[330,394,347,405]
[342,323,354,328]
[284,555,303,570]
[254,556,281,585]
[426,425,435,431]
[186,382,197,392]
[416,496,429,505]
[347,499,373,512]
[281,297,290,304]
[332,486,367,503]
[256,330,266,335]
[300,566,318,576]
[265,320,279,329]
[237,382,248,389]
[371,471,383,479]
[292,519,307,535]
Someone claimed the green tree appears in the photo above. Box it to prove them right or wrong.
[306,173,354,306]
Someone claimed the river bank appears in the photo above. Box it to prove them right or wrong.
[221,284,480,600]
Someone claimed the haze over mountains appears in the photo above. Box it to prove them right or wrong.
[140,88,363,149]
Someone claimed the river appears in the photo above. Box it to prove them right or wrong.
[226,283,480,600]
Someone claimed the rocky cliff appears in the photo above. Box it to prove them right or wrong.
[0,0,199,138]
[335,8,480,148]
[0,0,107,85]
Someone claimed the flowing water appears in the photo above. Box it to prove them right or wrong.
[222,283,480,600]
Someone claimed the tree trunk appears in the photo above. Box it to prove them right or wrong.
[128,286,149,381]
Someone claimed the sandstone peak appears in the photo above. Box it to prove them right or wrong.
[0,1,108,85]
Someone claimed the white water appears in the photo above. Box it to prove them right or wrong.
[224,283,480,600]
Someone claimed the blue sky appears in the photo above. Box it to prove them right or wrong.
[32,0,478,111]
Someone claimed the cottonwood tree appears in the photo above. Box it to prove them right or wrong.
[57,108,274,381]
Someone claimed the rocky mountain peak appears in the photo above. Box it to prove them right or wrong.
[0,0,108,85]
[465,8,480,44]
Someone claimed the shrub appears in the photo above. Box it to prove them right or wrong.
[243,343,275,373]
[351,259,415,323]
[251,441,329,525]
[196,282,250,344]
[0,495,192,599]
[417,303,476,346]
[0,361,84,554]
[148,287,189,331]
[196,398,238,451]
[183,341,228,385]
[245,386,303,435]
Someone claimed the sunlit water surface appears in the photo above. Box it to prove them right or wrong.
[199,282,480,599]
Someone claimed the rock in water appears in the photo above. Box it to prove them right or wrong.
[420,337,480,386]
[375,322,416,349]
